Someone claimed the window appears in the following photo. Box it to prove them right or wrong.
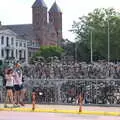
[29,52,31,57]
[1,49,4,57]
[57,32,59,36]
[16,42,18,46]
[6,50,9,59]
[19,50,22,59]
[6,37,9,46]
[36,42,39,47]
[20,42,22,47]
[1,36,4,45]
[24,51,26,58]
[11,50,14,57]
[28,41,32,46]
[11,38,14,45]
[32,42,34,47]
[24,43,26,47]
[37,43,40,47]
[16,49,18,58]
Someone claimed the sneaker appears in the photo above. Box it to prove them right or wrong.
[19,102,25,106]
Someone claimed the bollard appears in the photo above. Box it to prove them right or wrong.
[79,94,83,112]
[32,92,36,111]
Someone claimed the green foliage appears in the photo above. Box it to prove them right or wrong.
[33,46,64,59]
[62,40,75,57]
[71,8,120,61]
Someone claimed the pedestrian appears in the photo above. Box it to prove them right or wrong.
[13,63,24,106]
[4,68,16,108]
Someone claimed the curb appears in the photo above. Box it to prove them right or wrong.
[0,108,120,116]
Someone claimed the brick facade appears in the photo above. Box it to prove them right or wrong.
[32,0,62,46]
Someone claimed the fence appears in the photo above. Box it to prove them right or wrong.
[0,79,120,106]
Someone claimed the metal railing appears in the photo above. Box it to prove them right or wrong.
[0,79,120,106]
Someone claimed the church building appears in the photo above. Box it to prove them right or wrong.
[0,0,63,63]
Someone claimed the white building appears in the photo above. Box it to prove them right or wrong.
[0,29,28,64]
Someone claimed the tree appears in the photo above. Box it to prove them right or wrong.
[71,8,120,61]
[33,46,64,60]
[61,39,75,56]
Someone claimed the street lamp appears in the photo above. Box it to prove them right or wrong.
[75,39,78,61]
[88,26,94,63]
[107,20,110,63]
[90,31,93,63]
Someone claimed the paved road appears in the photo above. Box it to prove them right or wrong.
[0,112,120,120]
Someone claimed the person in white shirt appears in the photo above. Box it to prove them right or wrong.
[4,68,15,108]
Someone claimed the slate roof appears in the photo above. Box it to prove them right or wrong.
[1,24,36,40]
[32,0,47,8]
[49,2,62,13]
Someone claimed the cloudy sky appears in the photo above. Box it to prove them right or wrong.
[0,0,120,41]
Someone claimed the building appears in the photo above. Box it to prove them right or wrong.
[0,0,62,63]
[0,29,28,64]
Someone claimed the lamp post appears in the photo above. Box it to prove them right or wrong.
[90,31,93,63]
[88,26,94,63]
[75,41,77,61]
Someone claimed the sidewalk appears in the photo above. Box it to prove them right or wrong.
[23,104,120,112]
[1,104,120,112]
[0,104,120,116]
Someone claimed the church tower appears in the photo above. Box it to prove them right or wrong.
[32,0,47,30]
[49,2,62,45]
[32,0,48,45]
